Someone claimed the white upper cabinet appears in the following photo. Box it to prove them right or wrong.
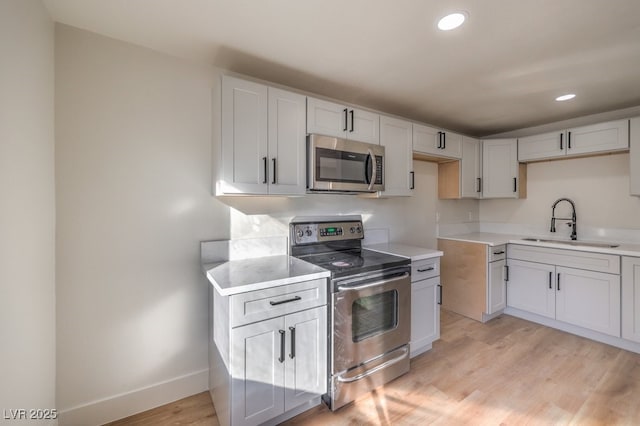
[631,117,640,196]
[220,75,306,195]
[460,137,482,198]
[379,115,413,196]
[518,119,629,162]
[482,139,520,198]
[518,131,565,162]
[306,97,379,144]
[413,124,462,159]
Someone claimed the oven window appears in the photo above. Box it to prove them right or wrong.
[351,290,398,342]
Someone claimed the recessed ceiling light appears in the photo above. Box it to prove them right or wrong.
[438,12,466,31]
[555,94,576,102]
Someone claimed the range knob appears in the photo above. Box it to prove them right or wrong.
[296,229,304,238]
[305,229,313,236]
[356,226,362,233]
[350,227,355,233]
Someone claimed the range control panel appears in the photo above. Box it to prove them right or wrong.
[291,220,363,245]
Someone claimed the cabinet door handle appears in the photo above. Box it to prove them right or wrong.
[505,265,509,282]
[289,326,296,359]
[568,131,572,149]
[343,108,348,131]
[493,251,505,255]
[560,133,563,150]
[349,109,354,132]
[278,330,285,363]
[410,171,415,190]
[477,177,482,193]
[262,157,268,184]
[269,296,302,306]
[443,132,446,150]
[437,132,442,149]
[437,284,442,305]
[548,271,552,289]
[271,158,277,184]
[557,273,561,291]
[417,267,435,272]
[513,177,517,193]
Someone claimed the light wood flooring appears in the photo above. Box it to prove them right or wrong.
[109,310,640,425]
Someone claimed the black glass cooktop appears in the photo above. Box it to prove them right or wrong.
[296,248,410,278]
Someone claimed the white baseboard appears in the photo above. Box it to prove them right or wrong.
[58,368,209,426]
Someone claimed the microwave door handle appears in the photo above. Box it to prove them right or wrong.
[364,151,372,185]
[367,149,377,190]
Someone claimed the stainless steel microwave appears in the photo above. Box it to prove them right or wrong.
[307,134,384,193]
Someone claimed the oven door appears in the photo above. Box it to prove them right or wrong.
[332,267,410,373]
[308,134,384,192]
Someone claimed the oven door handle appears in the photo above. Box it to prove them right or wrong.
[337,271,409,292]
[336,346,409,383]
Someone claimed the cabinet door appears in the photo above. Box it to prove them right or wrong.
[622,256,640,343]
[283,306,327,411]
[221,76,268,194]
[379,115,413,196]
[482,139,519,198]
[518,131,566,162]
[487,259,506,315]
[410,277,440,357]
[556,267,621,337]
[349,108,380,144]
[306,97,346,139]
[566,119,629,157]
[631,117,640,196]
[440,131,463,159]
[506,259,555,319]
[412,123,441,156]
[267,87,306,195]
[231,317,285,426]
[460,137,482,198]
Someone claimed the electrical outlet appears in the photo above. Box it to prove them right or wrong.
[468,211,473,221]
[436,212,440,223]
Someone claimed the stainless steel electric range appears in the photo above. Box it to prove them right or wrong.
[290,216,411,411]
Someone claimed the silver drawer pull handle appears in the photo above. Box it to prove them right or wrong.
[493,251,505,255]
[269,296,302,306]
[337,272,409,292]
[336,347,409,383]
[417,267,435,272]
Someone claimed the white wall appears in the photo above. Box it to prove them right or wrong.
[222,160,446,249]
[480,153,640,240]
[55,25,229,424]
[0,0,56,423]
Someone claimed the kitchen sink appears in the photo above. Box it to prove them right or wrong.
[520,238,619,248]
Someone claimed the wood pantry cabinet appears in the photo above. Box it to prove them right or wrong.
[306,97,379,144]
[518,119,629,162]
[622,256,640,343]
[379,115,414,196]
[437,239,507,322]
[212,278,327,426]
[507,244,621,337]
[219,75,306,195]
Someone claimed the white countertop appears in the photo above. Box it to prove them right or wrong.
[438,232,640,257]
[204,255,330,296]
[365,242,443,261]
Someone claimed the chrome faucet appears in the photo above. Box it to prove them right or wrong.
[550,198,577,240]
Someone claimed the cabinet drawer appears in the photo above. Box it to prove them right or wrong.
[489,245,506,262]
[412,258,440,281]
[230,278,327,327]
[508,244,620,274]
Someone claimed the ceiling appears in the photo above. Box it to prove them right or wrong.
[43,0,640,137]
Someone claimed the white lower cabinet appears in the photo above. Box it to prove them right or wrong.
[507,245,621,337]
[410,258,441,357]
[488,258,507,315]
[230,305,327,426]
[622,256,640,343]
